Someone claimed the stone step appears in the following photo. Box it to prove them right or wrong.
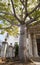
[30,57,40,62]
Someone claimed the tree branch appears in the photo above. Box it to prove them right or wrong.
[25,0,28,12]
[28,3,40,15]
[0,15,20,26]
[20,0,28,21]
[0,11,13,16]
[28,15,33,20]
[26,15,40,26]
[0,15,13,25]
[11,0,21,23]
[11,0,15,14]
[24,3,40,21]
[24,0,28,21]
[20,0,25,7]
[0,11,21,23]
[27,20,40,28]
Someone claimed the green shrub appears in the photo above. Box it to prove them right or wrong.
[15,42,19,57]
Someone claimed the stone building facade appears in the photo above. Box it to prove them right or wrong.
[27,23,40,57]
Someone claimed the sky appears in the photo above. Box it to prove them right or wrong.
[0,32,19,46]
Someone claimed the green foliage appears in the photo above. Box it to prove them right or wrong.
[1,30,5,34]
[4,26,18,36]
[0,2,10,12]
[30,9,40,18]
[0,24,2,28]
[0,0,40,35]
[27,0,38,12]
[15,42,19,57]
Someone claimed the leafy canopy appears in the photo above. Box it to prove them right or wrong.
[0,0,40,35]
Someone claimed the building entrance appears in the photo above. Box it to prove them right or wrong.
[37,39,40,56]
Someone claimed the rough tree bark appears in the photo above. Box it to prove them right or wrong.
[19,24,27,61]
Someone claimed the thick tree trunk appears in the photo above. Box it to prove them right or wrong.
[19,24,27,61]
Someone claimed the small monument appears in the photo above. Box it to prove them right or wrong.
[1,38,8,58]
[7,43,15,58]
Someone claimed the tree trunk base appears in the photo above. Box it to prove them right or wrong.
[19,57,32,63]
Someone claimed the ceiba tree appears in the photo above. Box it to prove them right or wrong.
[0,0,40,61]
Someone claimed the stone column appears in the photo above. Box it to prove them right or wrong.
[28,33,33,57]
[32,34,38,57]
[26,38,29,57]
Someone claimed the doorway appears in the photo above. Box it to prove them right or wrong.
[37,39,40,56]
